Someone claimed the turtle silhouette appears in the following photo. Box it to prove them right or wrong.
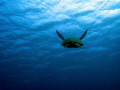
[56,30,87,48]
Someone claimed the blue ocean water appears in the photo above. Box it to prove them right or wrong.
[0,0,120,90]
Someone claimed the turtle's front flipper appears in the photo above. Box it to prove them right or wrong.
[56,30,65,40]
[80,30,87,40]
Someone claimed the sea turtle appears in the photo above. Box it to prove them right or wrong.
[56,30,87,48]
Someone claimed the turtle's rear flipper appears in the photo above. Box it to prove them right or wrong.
[56,30,65,40]
[80,30,87,40]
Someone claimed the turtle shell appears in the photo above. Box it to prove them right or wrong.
[61,37,84,48]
